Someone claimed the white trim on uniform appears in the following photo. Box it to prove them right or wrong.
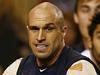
[3,58,22,75]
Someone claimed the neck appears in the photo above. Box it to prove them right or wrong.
[92,58,100,70]
[82,37,89,49]
[91,54,100,70]
[96,62,100,70]
[90,49,100,70]
[36,43,65,69]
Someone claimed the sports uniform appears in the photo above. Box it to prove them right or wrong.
[3,47,99,75]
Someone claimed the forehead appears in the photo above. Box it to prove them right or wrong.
[29,18,57,28]
[29,11,57,26]
[78,0,100,5]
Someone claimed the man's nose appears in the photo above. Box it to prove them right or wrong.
[89,12,94,21]
[37,29,45,42]
[89,14,94,21]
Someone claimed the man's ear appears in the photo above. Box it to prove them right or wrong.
[74,14,79,24]
[62,25,67,36]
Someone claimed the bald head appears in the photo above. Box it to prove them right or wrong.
[28,2,64,26]
[28,2,67,60]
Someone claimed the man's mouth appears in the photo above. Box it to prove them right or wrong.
[35,44,48,51]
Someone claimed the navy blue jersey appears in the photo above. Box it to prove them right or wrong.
[17,46,99,75]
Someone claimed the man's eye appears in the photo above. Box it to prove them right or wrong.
[81,7,90,13]
[96,6,100,12]
[80,6,90,13]
[45,27,55,31]
[96,35,100,39]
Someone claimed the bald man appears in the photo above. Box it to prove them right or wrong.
[3,2,99,75]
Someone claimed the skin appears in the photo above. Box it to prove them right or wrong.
[90,25,100,69]
[28,2,67,67]
[74,0,100,48]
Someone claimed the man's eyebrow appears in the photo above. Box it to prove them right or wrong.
[44,23,56,28]
[80,5,89,8]
[28,25,39,30]
[96,31,100,34]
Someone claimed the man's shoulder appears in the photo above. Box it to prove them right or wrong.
[81,49,92,59]
[64,47,87,61]
[67,60,97,75]
[64,47,99,75]
[3,58,22,75]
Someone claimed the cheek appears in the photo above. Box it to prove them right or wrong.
[53,33,63,47]
[78,13,90,25]
[28,33,36,43]
[92,39,100,54]
[78,17,90,33]
[47,32,63,45]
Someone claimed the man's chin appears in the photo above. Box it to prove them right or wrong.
[36,53,49,59]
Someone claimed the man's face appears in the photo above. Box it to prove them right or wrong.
[91,25,100,64]
[28,10,65,59]
[74,0,100,38]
